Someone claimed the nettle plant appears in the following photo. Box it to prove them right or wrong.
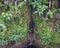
[29,0,48,15]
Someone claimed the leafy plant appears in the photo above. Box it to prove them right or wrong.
[29,0,48,15]
[29,0,60,19]
[0,1,28,45]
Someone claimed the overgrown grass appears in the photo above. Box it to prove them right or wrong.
[0,2,30,45]
[33,14,60,46]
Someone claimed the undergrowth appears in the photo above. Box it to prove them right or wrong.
[33,14,60,45]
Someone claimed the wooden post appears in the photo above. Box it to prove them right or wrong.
[14,0,17,14]
[48,0,51,11]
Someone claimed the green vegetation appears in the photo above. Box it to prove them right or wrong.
[0,1,30,45]
[33,14,60,45]
[0,0,60,48]
[29,0,48,15]
[29,0,60,19]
